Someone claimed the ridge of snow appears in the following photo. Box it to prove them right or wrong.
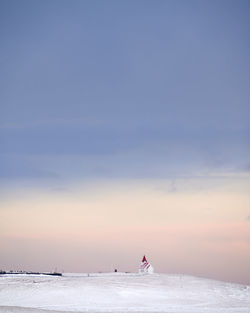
[0,273,249,313]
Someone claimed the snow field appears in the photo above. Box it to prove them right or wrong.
[0,273,249,313]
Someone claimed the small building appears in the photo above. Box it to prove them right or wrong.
[139,255,154,274]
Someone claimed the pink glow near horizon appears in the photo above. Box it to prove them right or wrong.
[0,178,249,284]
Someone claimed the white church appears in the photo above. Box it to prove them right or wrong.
[139,255,154,274]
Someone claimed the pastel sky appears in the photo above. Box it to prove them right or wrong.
[0,0,250,284]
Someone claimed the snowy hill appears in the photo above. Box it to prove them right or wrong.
[0,273,249,313]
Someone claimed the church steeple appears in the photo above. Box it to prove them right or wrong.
[139,255,154,274]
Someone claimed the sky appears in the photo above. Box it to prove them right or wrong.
[0,0,250,284]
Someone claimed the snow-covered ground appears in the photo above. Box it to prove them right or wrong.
[0,272,249,313]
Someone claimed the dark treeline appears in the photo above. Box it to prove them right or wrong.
[0,270,62,276]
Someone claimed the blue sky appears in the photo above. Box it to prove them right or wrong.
[1,0,249,185]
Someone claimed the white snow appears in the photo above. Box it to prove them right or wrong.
[0,273,249,313]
